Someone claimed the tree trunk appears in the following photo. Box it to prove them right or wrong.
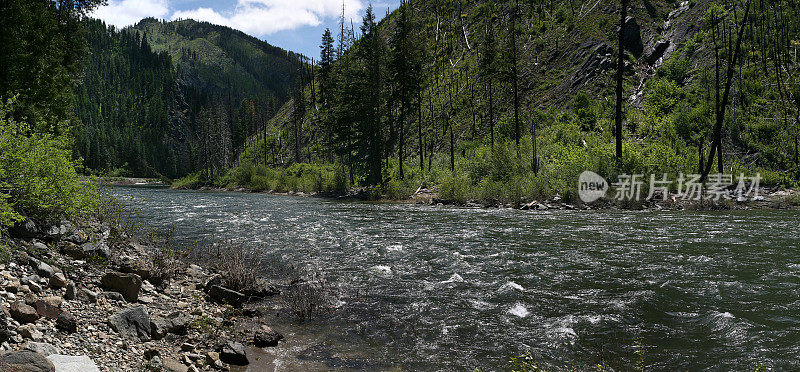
[702,0,752,182]
[615,0,629,161]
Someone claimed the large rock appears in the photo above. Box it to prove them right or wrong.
[18,324,43,341]
[62,242,109,260]
[116,258,151,280]
[219,341,248,366]
[207,285,245,307]
[33,298,62,319]
[150,312,191,340]
[0,350,55,372]
[253,325,283,347]
[242,280,280,299]
[22,342,59,357]
[49,273,68,289]
[46,355,100,372]
[43,222,75,240]
[622,16,643,57]
[100,271,142,302]
[108,305,151,341]
[56,311,77,334]
[10,302,40,324]
[35,262,55,279]
[162,357,188,372]
[10,219,40,239]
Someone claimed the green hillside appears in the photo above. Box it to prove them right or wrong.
[74,18,306,178]
[220,0,799,203]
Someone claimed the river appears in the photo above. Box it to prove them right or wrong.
[109,186,800,371]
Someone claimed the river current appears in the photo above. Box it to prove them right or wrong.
[110,186,800,371]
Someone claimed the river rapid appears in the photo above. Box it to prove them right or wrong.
[110,186,800,371]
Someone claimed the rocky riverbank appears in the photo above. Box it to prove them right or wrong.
[0,218,284,371]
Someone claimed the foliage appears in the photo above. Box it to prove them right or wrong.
[0,97,97,227]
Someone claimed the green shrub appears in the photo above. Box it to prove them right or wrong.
[0,97,97,227]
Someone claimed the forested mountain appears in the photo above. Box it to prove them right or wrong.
[74,18,306,178]
[226,0,799,202]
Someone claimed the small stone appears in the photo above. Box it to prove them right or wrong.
[205,351,220,365]
[9,302,39,324]
[28,281,43,294]
[49,273,67,289]
[180,342,195,352]
[207,285,246,307]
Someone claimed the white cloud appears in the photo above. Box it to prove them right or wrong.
[90,0,170,28]
[172,0,364,35]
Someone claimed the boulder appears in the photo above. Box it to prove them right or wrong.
[56,311,77,333]
[46,355,100,372]
[108,305,151,341]
[116,258,151,280]
[22,342,59,357]
[77,288,97,303]
[18,324,43,341]
[0,350,55,372]
[100,271,142,302]
[162,357,188,372]
[34,262,54,279]
[62,230,88,245]
[10,219,40,239]
[43,224,71,240]
[622,16,643,57]
[207,285,245,307]
[49,273,68,289]
[63,242,110,260]
[253,325,283,347]
[10,302,39,324]
[150,312,191,340]
[219,341,248,366]
[33,297,62,319]
[242,280,280,299]
[63,283,76,301]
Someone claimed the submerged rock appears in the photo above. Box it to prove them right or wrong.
[253,325,283,347]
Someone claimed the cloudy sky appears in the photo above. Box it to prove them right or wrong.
[90,0,399,58]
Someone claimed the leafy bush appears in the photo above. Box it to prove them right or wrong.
[0,97,97,229]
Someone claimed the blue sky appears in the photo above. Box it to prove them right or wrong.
[90,0,400,58]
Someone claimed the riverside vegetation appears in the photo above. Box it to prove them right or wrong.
[174,0,800,208]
